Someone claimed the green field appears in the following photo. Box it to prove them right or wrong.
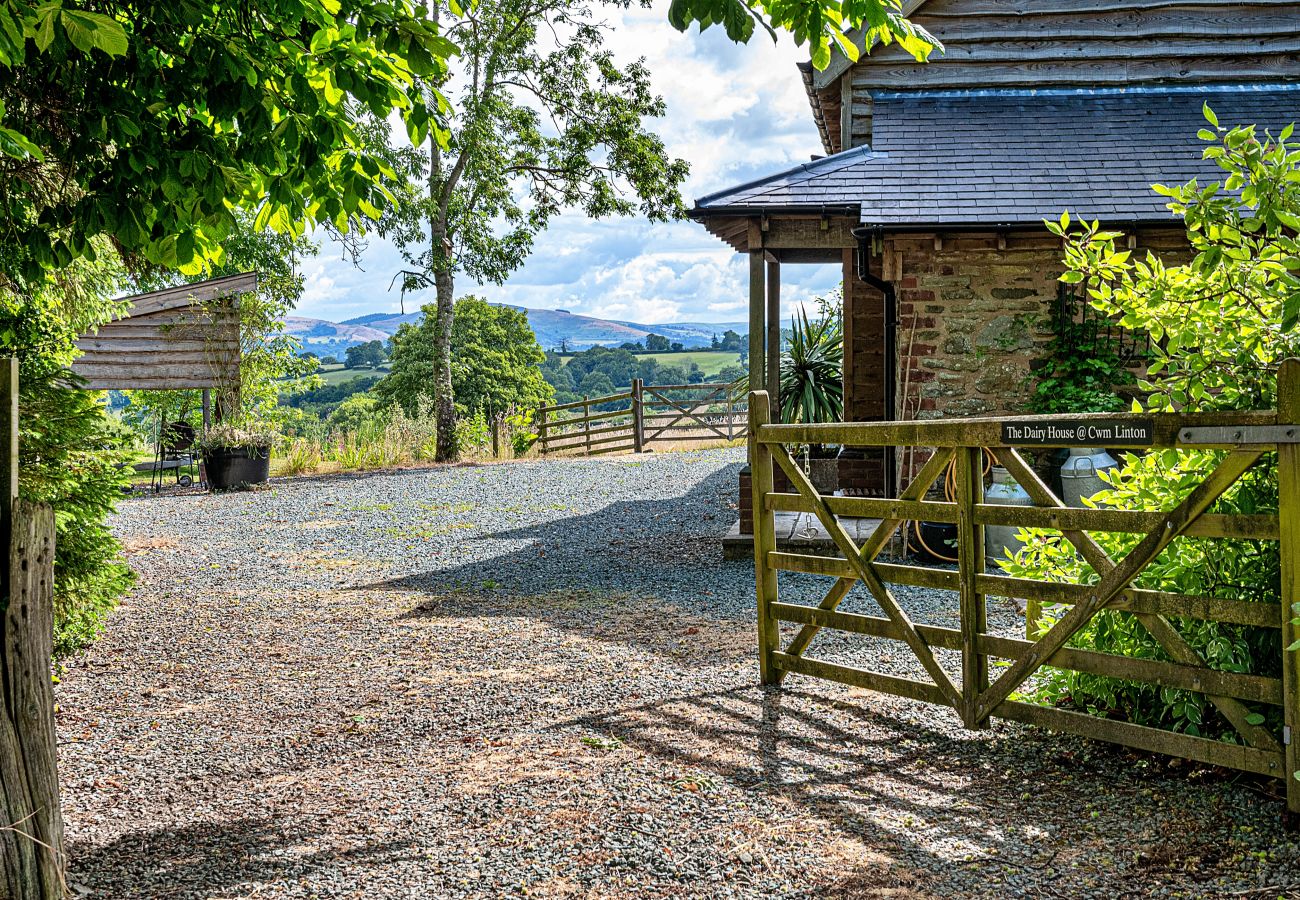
[314,363,390,386]
[560,350,740,377]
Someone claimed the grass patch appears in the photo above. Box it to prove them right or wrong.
[312,363,391,386]
[387,522,475,539]
[418,501,474,513]
[557,350,740,377]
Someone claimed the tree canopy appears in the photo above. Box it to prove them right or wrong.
[376,297,552,418]
[666,0,938,71]
[0,0,451,292]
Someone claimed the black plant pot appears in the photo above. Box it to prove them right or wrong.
[205,445,270,491]
[910,521,959,564]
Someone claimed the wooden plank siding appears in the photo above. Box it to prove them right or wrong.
[70,274,252,391]
[825,0,1300,151]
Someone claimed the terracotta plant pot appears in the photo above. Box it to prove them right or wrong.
[204,445,270,491]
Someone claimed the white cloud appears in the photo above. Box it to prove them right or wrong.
[297,2,841,325]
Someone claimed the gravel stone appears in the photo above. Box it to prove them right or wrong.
[55,449,1300,898]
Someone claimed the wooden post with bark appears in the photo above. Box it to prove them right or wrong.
[1276,358,1300,815]
[0,358,66,898]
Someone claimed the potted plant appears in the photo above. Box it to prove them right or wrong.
[199,421,278,490]
[729,301,845,495]
[781,306,843,493]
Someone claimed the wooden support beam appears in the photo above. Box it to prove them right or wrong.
[758,218,858,250]
[766,259,781,423]
[748,249,766,440]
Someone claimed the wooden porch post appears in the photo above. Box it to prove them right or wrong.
[766,258,781,423]
[748,245,766,462]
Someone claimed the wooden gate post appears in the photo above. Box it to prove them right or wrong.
[1277,358,1300,815]
[538,406,548,455]
[631,379,644,453]
[749,391,779,684]
[0,358,67,898]
[583,396,591,456]
[956,445,989,729]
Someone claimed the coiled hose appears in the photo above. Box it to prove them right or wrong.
[910,450,996,563]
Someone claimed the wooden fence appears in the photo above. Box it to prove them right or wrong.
[537,380,745,456]
[0,359,65,898]
[749,359,1300,814]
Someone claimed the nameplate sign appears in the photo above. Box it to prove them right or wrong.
[1001,419,1154,446]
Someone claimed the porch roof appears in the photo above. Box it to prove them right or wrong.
[691,84,1300,247]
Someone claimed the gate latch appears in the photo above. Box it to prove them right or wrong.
[1179,426,1300,445]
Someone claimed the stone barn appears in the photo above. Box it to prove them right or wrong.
[690,0,1300,527]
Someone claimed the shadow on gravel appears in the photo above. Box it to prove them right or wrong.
[568,685,1299,899]
[357,465,749,621]
[69,818,406,898]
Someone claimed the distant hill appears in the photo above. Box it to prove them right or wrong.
[295,305,748,352]
[281,316,388,344]
[279,316,390,360]
[339,312,401,327]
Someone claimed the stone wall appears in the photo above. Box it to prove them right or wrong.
[876,229,1187,484]
[887,229,1186,425]
[891,233,1061,422]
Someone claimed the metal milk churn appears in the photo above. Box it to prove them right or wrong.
[985,466,1034,561]
[1060,447,1119,507]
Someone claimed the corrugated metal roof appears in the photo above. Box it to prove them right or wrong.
[691,85,1300,227]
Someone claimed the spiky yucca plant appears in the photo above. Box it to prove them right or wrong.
[780,307,843,426]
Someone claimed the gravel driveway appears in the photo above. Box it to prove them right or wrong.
[57,449,1300,898]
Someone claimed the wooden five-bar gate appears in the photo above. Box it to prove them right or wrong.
[748,360,1300,814]
[537,380,745,456]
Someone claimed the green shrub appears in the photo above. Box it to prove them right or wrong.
[327,393,384,434]
[1008,114,1300,739]
[19,365,134,656]
[1002,450,1281,738]
[455,409,491,455]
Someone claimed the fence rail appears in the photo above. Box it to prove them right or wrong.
[749,359,1300,813]
[537,379,746,456]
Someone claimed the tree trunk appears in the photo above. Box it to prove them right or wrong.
[426,204,457,463]
[0,501,64,900]
[426,24,458,464]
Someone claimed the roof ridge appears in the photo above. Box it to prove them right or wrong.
[694,144,878,208]
[872,82,1300,102]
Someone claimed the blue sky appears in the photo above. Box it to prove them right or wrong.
[297,3,841,325]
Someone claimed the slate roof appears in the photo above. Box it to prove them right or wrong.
[691,85,1300,228]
